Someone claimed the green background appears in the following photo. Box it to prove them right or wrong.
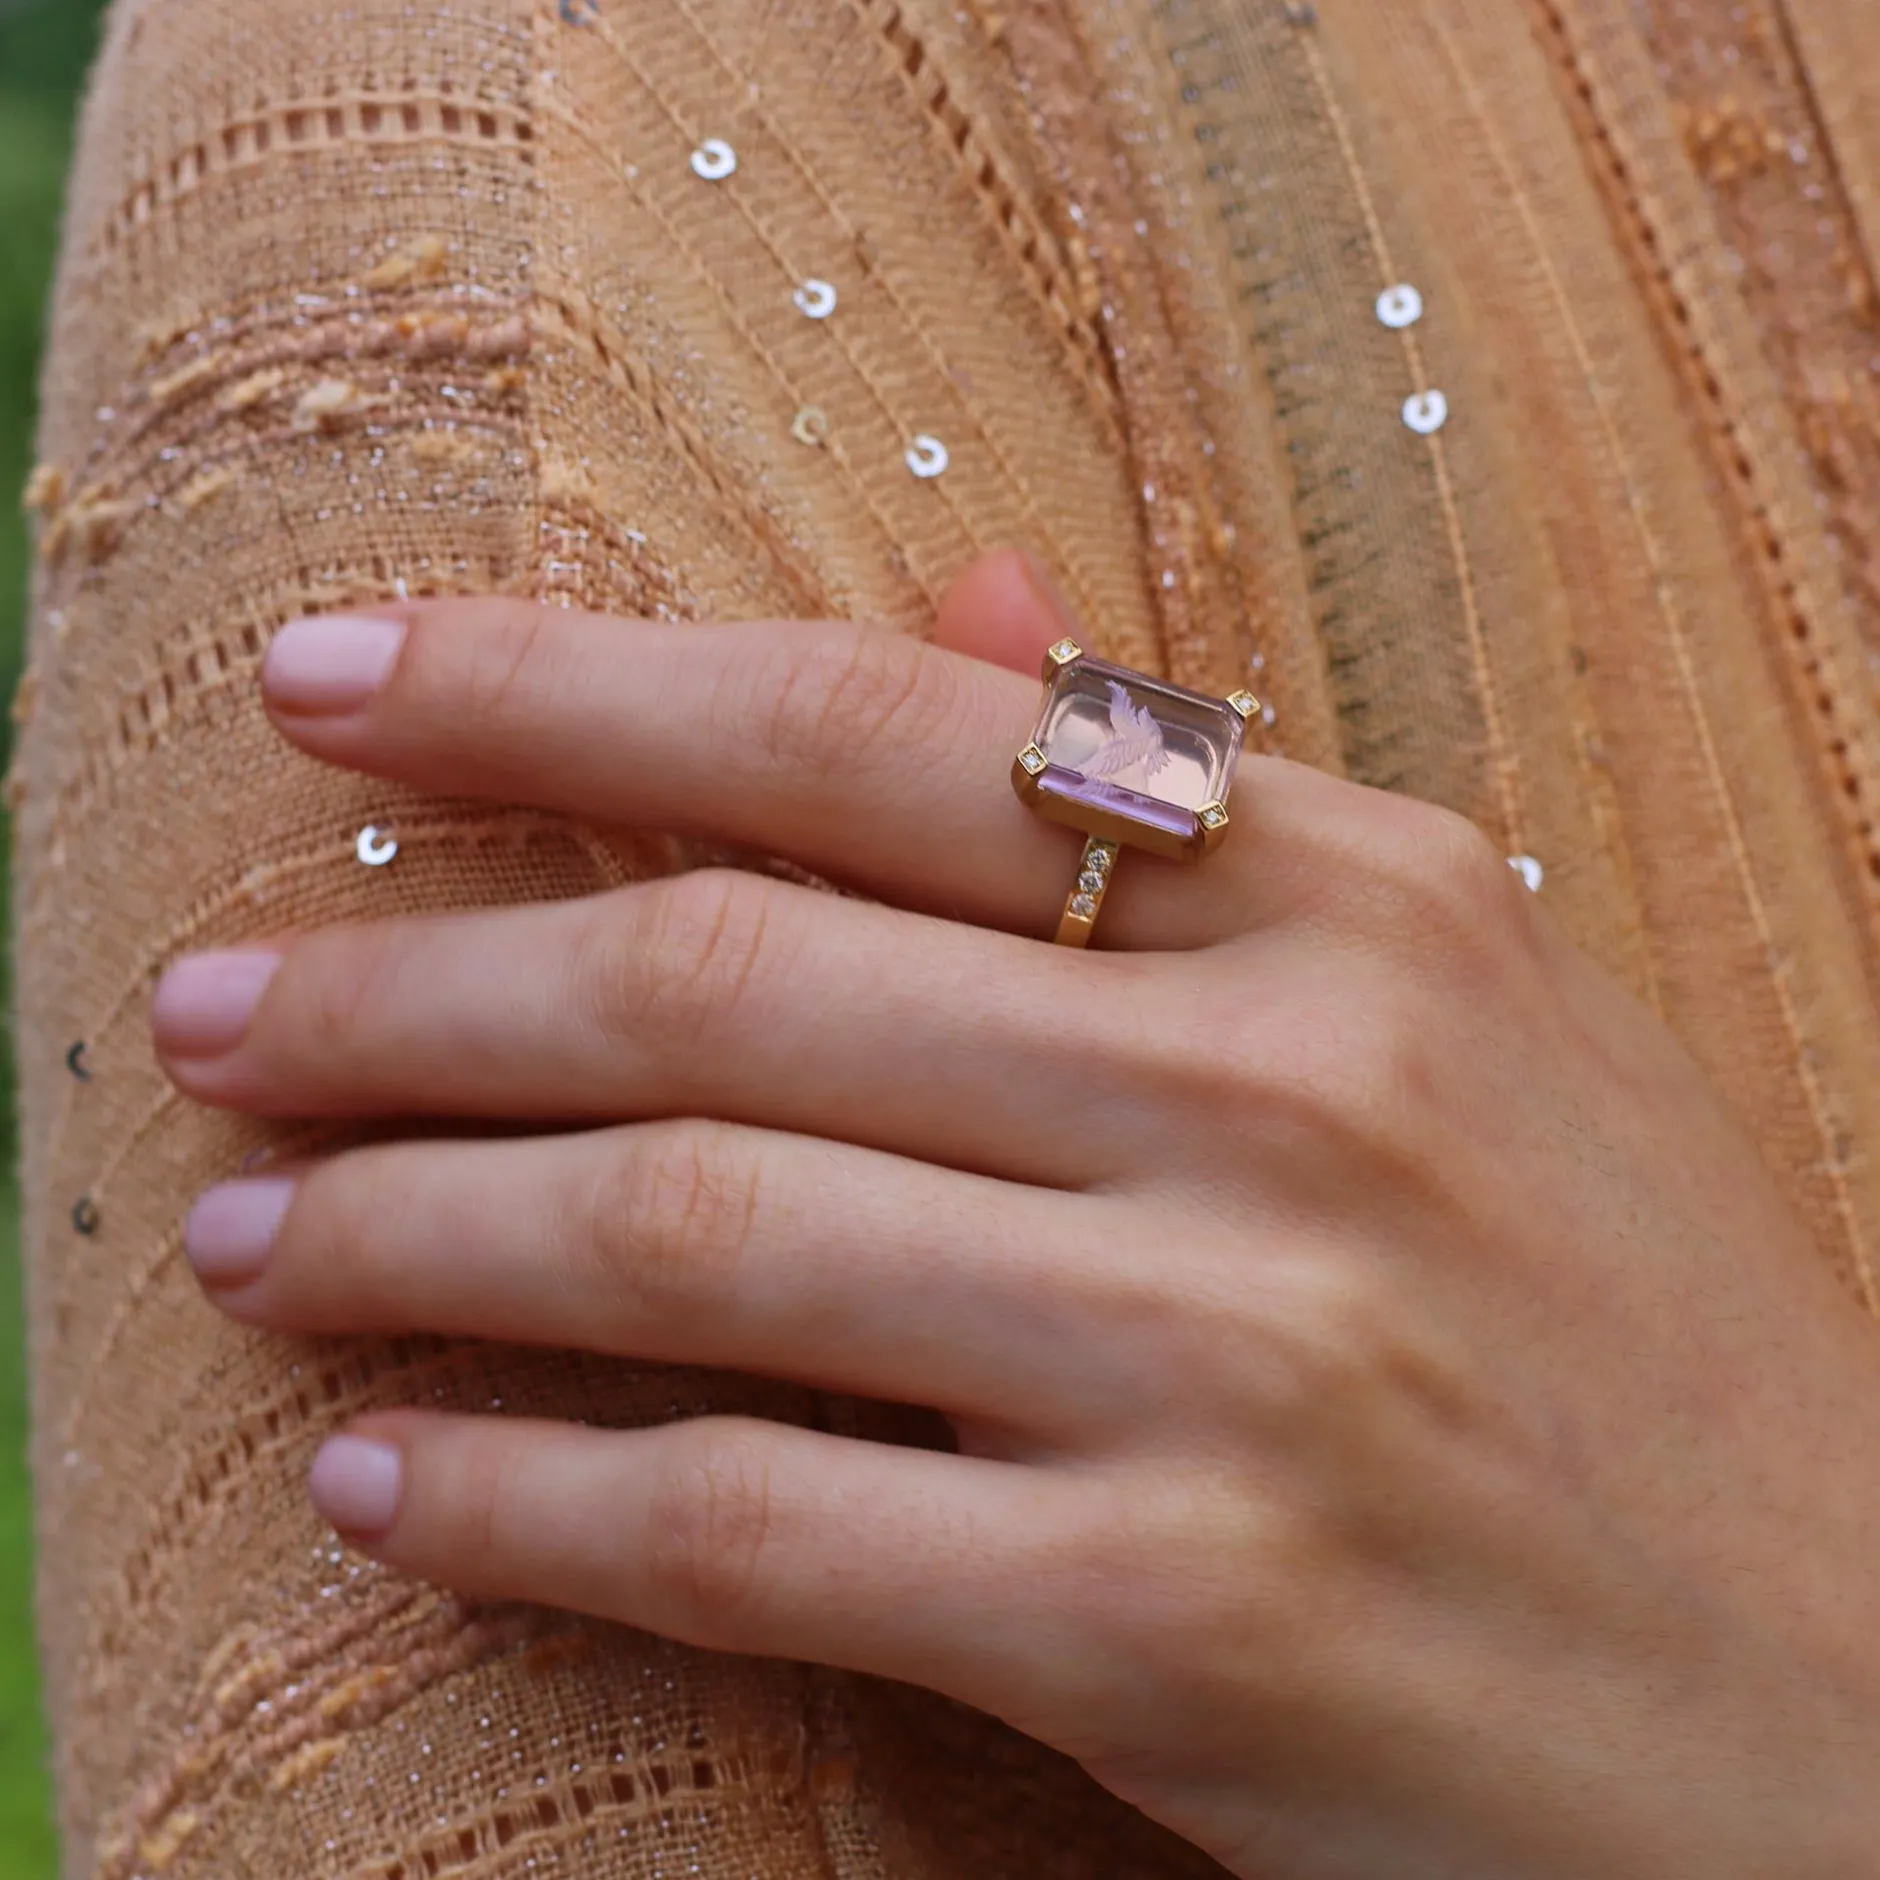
[3,0,115,1873]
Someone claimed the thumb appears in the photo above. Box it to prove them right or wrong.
[930,549,1082,676]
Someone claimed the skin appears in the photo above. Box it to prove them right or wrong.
[151,550,1880,1878]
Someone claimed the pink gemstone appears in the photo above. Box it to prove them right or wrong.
[1025,656,1243,855]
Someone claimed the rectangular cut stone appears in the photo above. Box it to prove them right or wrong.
[1023,655,1244,855]
[1036,767,1199,842]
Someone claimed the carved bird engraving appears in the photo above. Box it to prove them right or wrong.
[1078,682,1171,783]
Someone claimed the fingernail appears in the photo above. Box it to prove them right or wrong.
[310,1436,404,1538]
[264,614,407,714]
[152,951,282,1058]
[184,1178,296,1288]
[1016,551,1083,640]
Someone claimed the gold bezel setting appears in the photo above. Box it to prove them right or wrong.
[1014,650,1253,943]
[1012,656,1250,864]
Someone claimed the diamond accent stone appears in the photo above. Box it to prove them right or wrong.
[1049,638,1082,665]
[1071,893,1098,919]
[1228,690,1260,719]
[1199,805,1227,829]
[1019,747,1047,775]
[1079,870,1106,894]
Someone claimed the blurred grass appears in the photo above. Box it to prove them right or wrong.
[3,0,115,1873]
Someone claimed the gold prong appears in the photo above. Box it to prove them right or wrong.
[1012,746,1049,801]
[1197,801,1230,854]
[1227,689,1261,721]
[1042,637,1084,679]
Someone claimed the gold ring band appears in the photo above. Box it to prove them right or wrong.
[1053,837,1119,948]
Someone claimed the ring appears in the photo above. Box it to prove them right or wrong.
[1011,639,1261,947]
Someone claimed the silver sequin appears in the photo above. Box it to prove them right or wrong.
[906,434,949,479]
[1376,283,1424,329]
[794,278,838,319]
[1507,854,1545,893]
[1402,389,1449,435]
[357,825,400,867]
[690,139,738,182]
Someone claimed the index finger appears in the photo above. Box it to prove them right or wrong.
[260,586,1316,949]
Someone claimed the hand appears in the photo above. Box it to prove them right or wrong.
[152,552,1880,1879]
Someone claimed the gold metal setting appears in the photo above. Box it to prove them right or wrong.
[1014,652,1250,946]
[1054,837,1119,949]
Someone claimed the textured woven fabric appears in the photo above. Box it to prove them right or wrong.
[17,1,1880,1873]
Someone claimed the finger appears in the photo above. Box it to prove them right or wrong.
[258,549,1275,949]
[186,1123,1133,1444]
[152,871,1160,1186]
[308,1410,1094,1724]
[929,548,1070,675]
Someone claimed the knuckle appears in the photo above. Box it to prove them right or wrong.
[750,627,939,779]
[1421,807,1517,911]
[579,871,782,1059]
[585,1124,762,1327]
[448,1427,532,1567]
[294,923,410,1060]
[282,1155,368,1291]
[1235,977,1443,1195]
[1371,802,1522,951]
[1311,965,1440,1120]
[643,870,780,1036]
[1110,1477,1269,1629]
[1239,1258,1404,1430]
[449,605,556,734]
[643,1427,778,1632]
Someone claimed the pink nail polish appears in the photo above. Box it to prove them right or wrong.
[265,614,407,714]
[152,951,282,1058]
[310,1436,404,1538]
[185,1178,296,1287]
